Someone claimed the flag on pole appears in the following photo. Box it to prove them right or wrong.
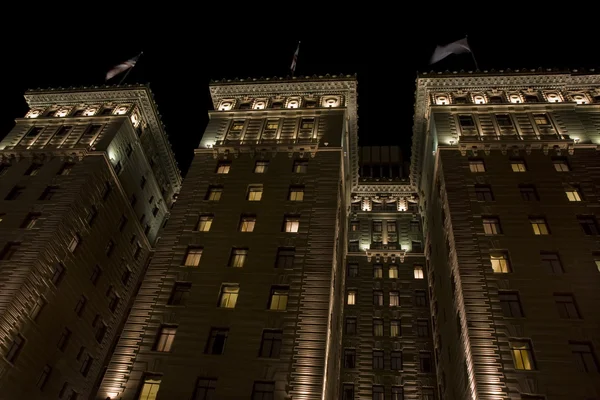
[430,37,471,65]
[106,53,141,81]
[290,42,300,74]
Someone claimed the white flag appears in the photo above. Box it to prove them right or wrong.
[106,54,140,81]
[430,38,471,65]
[290,42,300,73]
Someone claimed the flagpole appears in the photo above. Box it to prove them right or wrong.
[465,36,479,70]
[291,41,300,77]
[118,52,143,85]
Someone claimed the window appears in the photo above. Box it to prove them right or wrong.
[414,265,424,279]
[372,351,384,369]
[300,118,314,130]
[5,334,24,363]
[511,159,527,172]
[422,388,435,400]
[205,328,228,355]
[554,294,580,319]
[36,365,52,390]
[114,161,123,175]
[57,328,71,351]
[276,247,295,268]
[373,264,383,278]
[184,247,203,267]
[475,184,494,201]
[372,220,382,232]
[519,184,539,201]
[510,340,535,370]
[51,263,66,285]
[390,291,400,306]
[239,215,256,232]
[67,233,80,253]
[373,290,383,306]
[216,161,231,174]
[130,194,137,207]
[247,185,263,201]
[259,330,282,358]
[578,216,599,235]
[80,353,93,376]
[372,385,384,400]
[489,96,503,104]
[206,186,223,201]
[101,182,112,201]
[417,319,430,337]
[95,320,107,343]
[289,186,304,201]
[534,113,551,126]
[469,159,485,172]
[19,212,41,229]
[565,186,582,201]
[39,185,59,201]
[195,215,213,232]
[387,220,397,233]
[85,206,98,226]
[0,242,19,261]
[26,126,44,137]
[105,239,116,256]
[230,120,244,131]
[254,160,269,173]
[121,265,132,286]
[108,289,120,312]
[168,282,191,305]
[553,158,570,172]
[350,220,360,231]
[495,113,513,128]
[416,290,427,307]
[491,252,511,273]
[373,318,384,336]
[344,348,356,368]
[218,284,239,308]
[293,160,308,173]
[283,216,300,233]
[140,176,147,189]
[269,286,289,310]
[57,162,75,175]
[388,351,403,370]
[154,325,177,352]
[499,291,524,318]
[345,317,357,335]
[349,240,360,252]
[342,385,355,400]
[540,252,563,273]
[90,265,102,285]
[251,382,274,400]
[5,185,24,200]
[530,217,550,235]
[74,295,87,317]
[570,341,599,372]
[229,248,248,268]
[193,378,217,400]
[139,376,161,400]
[482,216,502,234]
[389,264,398,279]
[391,320,401,337]
[30,297,45,321]
[25,163,42,176]
[458,114,475,127]
[392,387,404,400]
[347,290,356,305]
[420,352,432,372]
[0,164,9,177]
[54,125,72,138]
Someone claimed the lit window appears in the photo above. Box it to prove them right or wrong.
[283,216,300,233]
[247,185,263,201]
[389,265,398,279]
[344,348,356,368]
[5,334,25,363]
[578,216,600,235]
[254,101,266,110]
[415,290,427,307]
[417,319,429,337]
[510,340,535,370]
[509,94,522,103]
[230,120,244,131]
[389,291,400,307]
[419,352,432,372]
[153,325,177,352]
[269,286,289,310]
[139,376,161,400]
[300,118,314,130]
[345,318,357,335]
[259,330,282,358]
[25,163,42,176]
[541,252,563,273]
[30,297,46,321]
[469,159,485,172]
[491,252,511,273]
[499,291,524,317]
[390,320,401,337]
[570,341,599,372]
[276,248,295,268]
[373,290,383,306]
[511,159,527,172]
[229,248,248,268]
[205,328,228,354]
[373,385,385,400]
[184,247,203,267]
[252,382,275,400]
[254,160,269,173]
[435,96,448,105]
[533,113,551,126]
[414,265,424,279]
[22,213,41,229]
[206,186,223,201]
[554,294,580,319]
[530,217,550,235]
[219,101,233,111]
[168,282,191,306]
[553,158,570,172]
[347,263,358,278]
[193,378,217,400]
[195,215,213,232]
[475,185,494,201]
[216,162,231,174]
[287,100,299,108]
[519,184,539,201]
[482,217,502,235]
[373,264,383,278]
[289,186,304,201]
[293,160,308,173]
[565,186,582,201]
[218,285,239,308]
[347,290,356,305]
[239,215,256,232]
[372,351,384,369]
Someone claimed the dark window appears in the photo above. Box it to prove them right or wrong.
[347,263,359,278]
[271,102,283,109]
[121,266,132,286]
[239,103,251,110]
[259,330,282,358]
[74,295,87,317]
[205,185,223,201]
[105,240,115,257]
[26,127,44,137]
[30,297,46,321]
[193,378,217,400]
[85,206,98,226]
[475,185,494,201]
[5,334,25,363]
[57,328,71,351]
[519,184,539,201]
[152,206,159,217]
[349,240,360,252]
[454,97,467,104]
[80,354,93,377]
[489,96,503,104]
[118,215,128,232]
[254,160,269,173]
[499,291,524,318]
[570,341,599,372]
[293,160,308,173]
[5,185,25,200]
[134,242,143,260]
[496,114,513,128]
[39,185,58,200]
[420,352,432,372]
[0,164,9,176]
[57,162,75,176]
[140,176,147,189]
[204,328,228,355]
[415,290,427,307]
[90,265,102,286]
[373,318,384,336]
[72,109,85,117]
[125,143,133,157]
[276,248,295,268]
[554,294,581,319]
[350,220,360,231]
[25,163,42,176]
[144,224,151,236]
[422,387,436,400]
[251,381,274,400]
[101,182,111,201]
[372,350,384,369]
[100,107,113,116]
[36,365,52,390]
[372,220,382,232]
[300,118,314,130]
[305,100,317,108]
[0,242,20,260]
[114,161,122,175]
[391,351,403,370]
[392,386,404,400]
[51,263,65,286]
[95,322,107,343]
[372,386,384,400]
[373,290,383,306]
[54,125,72,138]
[578,216,599,235]
[525,95,538,103]
[345,317,357,335]
[417,319,430,337]
[342,384,355,400]
[458,115,475,127]
[108,289,120,313]
[541,252,563,273]
[168,282,191,305]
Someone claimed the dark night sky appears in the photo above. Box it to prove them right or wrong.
[3,32,600,177]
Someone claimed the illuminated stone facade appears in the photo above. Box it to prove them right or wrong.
[0,86,181,399]
[413,71,600,400]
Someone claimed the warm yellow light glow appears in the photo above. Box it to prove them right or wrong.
[130,112,140,127]
[323,97,340,107]
[509,94,522,103]
[56,109,69,117]
[547,93,562,103]
[107,392,119,399]
[473,95,486,104]
[115,106,128,115]
[573,94,589,104]
[219,101,233,111]
[436,96,448,105]
[26,110,41,118]
[83,108,97,116]
[287,100,299,108]
[253,101,266,110]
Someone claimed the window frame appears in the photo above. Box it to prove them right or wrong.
[499,291,524,318]
[218,284,239,309]
[469,158,485,173]
[510,339,536,370]
[229,248,248,268]
[268,286,289,311]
